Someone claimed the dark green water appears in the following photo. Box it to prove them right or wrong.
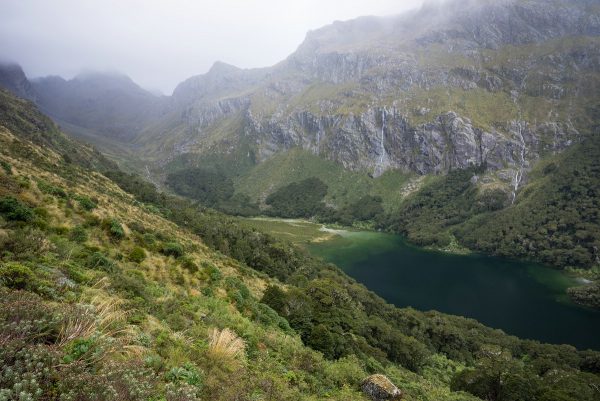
[308,230,600,350]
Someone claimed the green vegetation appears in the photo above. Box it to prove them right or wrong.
[73,194,97,211]
[235,148,412,211]
[1,76,599,401]
[567,282,600,310]
[0,196,34,222]
[455,136,600,269]
[266,177,328,218]
[167,167,234,206]
[240,218,335,244]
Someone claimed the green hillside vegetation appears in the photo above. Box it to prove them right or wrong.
[265,177,328,218]
[377,133,600,272]
[2,90,600,401]
[234,148,412,211]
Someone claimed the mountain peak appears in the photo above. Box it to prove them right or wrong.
[0,62,36,101]
[207,61,241,76]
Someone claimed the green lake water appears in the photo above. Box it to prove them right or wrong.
[308,230,600,350]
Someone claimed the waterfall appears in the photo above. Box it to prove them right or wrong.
[511,122,526,204]
[379,108,386,166]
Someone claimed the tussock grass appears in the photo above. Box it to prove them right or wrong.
[207,327,246,364]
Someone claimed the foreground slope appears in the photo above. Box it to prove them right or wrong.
[1,89,600,400]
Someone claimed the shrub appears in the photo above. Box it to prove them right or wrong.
[103,218,125,240]
[179,256,198,273]
[0,227,52,260]
[73,195,97,211]
[0,160,11,174]
[161,242,184,258]
[69,225,88,243]
[129,246,147,263]
[86,252,116,272]
[0,196,34,221]
[36,179,67,198]
[142,233,157,246]
[0,262,34,290]
[0,262,52,296]
[57,361,157,401]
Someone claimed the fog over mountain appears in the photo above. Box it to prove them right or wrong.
[0,0,423,94]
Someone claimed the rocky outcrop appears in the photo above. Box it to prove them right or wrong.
[0,63,36,101]
[0,0,595,184]
[152,0,594,181]
[245,107,578,177]
[361,374,402,401]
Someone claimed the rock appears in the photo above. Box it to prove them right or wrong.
[361,374,402,401]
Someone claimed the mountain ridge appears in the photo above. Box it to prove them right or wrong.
[1,0,599,271]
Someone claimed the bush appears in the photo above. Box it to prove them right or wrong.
[161,242,184,258]
[36,179,67,198]
[129,246,147,263]
[0,262,34,290]
[103,218,125,240]
[69,225,88,243]
[73,195,97,211]
[0,196,34,222]
[0,227,51,260]
[0,160,11,174]
[86,252,117,272]
[179,256,198,273]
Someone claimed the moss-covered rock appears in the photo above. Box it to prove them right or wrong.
[361,374,402,401]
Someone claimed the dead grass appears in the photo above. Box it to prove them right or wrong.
[207,327,246,365]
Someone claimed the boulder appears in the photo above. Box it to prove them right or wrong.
[361,374,402,401]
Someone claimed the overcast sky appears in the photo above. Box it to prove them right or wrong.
[0,0,424,94]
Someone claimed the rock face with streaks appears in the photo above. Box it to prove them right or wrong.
[151,0,598,183]
[1,0,598,186]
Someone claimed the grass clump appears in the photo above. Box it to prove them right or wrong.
[128,246,147,264]
[161,242,184,258]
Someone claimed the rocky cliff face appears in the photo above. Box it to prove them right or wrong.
[1,0,598,191]
[154,0,598,189]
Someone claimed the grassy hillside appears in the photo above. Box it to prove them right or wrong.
[235,148,413,211]
[1,90,600,401]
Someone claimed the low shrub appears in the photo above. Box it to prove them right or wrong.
[0,160,11,174]
[161,242,184,258]
[179,256,198,273]
[69,225,88,243]
[0,196,34,222]
[0,261,34,290]
[86,252,117,272]
[103,218,125,240]
[73,195,97,211]
[37,179,68,198]
[129,247,147,263]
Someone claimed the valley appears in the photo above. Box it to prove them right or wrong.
[243,217,600,349]
[1,0,600,400]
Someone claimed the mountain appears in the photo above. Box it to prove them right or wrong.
[1,86,599,401]
[31,71,167,142]
[0,62,37,101]
[147,0,599,176]
[1,0,599,271]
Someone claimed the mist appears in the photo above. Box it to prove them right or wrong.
[0,0,424,94]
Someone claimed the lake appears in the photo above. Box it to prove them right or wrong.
[308,230,600,350]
